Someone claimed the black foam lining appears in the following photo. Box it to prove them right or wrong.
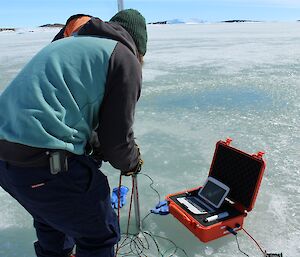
[209,143,264,209]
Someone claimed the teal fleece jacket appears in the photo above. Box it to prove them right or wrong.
[0,22,142,172]
[0,36,115,153]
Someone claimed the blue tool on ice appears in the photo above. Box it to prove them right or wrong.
[111,185,129,209]
[151,200,170,215]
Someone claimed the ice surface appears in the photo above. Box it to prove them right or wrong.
[0,23,299,257]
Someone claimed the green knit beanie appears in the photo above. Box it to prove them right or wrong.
[110,9,147,56]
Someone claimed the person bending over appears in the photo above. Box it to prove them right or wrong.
[0,9,147,257]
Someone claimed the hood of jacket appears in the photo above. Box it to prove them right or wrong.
[77,17,139,57]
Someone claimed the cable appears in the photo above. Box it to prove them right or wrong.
[147,231,190,257]
[117,231,160,257]
[114,174,123,257]
[242,227,265,255]
[140,172,161,203]
[235,234,250,257]
[115,172,191,257]
[141,212,152,227]
[232,227,267,257]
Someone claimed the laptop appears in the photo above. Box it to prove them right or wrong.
[177,177,230,215]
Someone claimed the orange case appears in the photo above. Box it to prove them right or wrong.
[166,139,266,243]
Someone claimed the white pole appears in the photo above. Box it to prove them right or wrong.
[117,0,124,11]
[133,174,141,233]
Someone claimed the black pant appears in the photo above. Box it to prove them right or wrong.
[0,155,120,257]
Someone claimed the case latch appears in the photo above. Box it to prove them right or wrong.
[225,138,232,145]
[254,151,265,159]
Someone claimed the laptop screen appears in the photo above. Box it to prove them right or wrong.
[198,177,230,209]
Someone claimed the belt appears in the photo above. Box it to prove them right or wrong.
[8,150,74,175]
[0,140,76,174]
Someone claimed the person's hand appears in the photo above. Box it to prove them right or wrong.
[121,158,143,176]
[121,144,143,176]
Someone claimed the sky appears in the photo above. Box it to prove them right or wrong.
[1,0,300,27]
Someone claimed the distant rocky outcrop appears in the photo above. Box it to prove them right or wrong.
[39,23,64,28]
[148,18,204,25]
[222,20,259,23]
[0,28,15,32]
[148,21,167,25]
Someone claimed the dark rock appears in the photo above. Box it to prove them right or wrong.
[148,21,167,25]
[39,23,64,28]
[222,20,259,23]
[0,28,15,32]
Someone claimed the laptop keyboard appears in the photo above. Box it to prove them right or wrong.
[177,196,214,214]
[186,196,213,212]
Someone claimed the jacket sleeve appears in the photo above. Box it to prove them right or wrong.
[97,43,142,172]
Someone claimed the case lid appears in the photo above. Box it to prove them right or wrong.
[208,139,266,212]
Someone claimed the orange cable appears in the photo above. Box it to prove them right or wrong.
[242,227,265,255]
